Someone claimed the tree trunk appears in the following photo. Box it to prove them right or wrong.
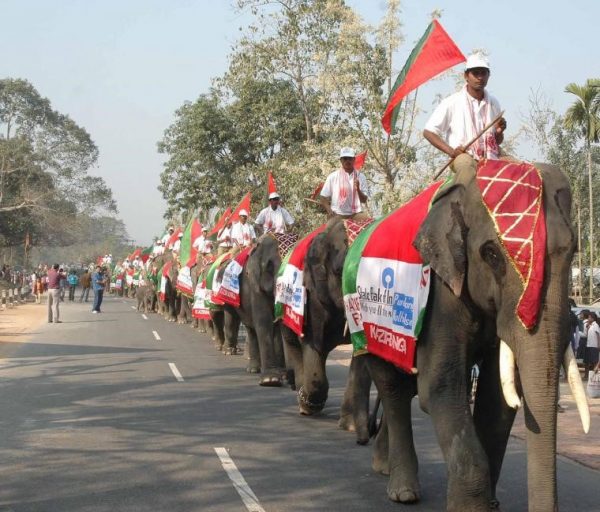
[588,145,594,303]
[578,203,583,302]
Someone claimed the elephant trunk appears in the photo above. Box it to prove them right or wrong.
[515,303,565,512]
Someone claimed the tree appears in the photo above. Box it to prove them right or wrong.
[564,79,600,301]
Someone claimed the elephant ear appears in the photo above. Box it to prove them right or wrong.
[414,184,468,297]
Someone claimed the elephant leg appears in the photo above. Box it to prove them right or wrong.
[256,323,284,387]
[297,342,328,415]
[473,347,517,509]
[366,355,419,504]
[338,354,372,445]
[223,311,241,356]
[211,312,225,351]
[281,326,302,391]
[372,410,390,475]
[246,328,261,373]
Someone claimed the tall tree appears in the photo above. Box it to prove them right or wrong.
[564,79,600,301]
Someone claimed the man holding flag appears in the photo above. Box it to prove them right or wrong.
[423,53,506,162]
[319,147,370,220]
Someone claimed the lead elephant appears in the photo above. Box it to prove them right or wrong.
[365,159,588,511]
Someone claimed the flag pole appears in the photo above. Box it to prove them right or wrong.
[432,110,505,180]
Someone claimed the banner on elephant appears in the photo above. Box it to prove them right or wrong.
[205,252,232,308]
[216,247,252,308]
[275,224,327,336]
[192,279,210,320]
[342,181,443,372]
[176,266,194,297]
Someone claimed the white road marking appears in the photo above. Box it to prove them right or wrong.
[168,363,184,382]
[122,300,127,304]
[131,305,136,310]
[152,330,161,341]
[142,314,148,320]
[214,447,265,512]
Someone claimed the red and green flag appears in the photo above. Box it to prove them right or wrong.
[381,20,465,135]
[179,217,203,268]
[355,150,367,170]
[209,207,232,241]
[165,227,182,250]
[141,245,153,263]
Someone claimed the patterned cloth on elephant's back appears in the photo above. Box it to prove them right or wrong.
[268,232,299,259]
[343,218,374,246]
[476,160,546,329]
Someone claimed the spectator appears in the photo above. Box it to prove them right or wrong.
[67,270,79,301]
[47,263,61,323]
[79,270,91,302]
[58,268,67,301]
[91,265,106,314]
[35,276,43,304]
[585,312,600,375]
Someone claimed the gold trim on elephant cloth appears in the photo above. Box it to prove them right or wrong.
[343,218,374,247]
[475,159,545,330]
[266,232,299,260]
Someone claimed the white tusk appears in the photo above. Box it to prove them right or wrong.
[500,340,521,409]
[563,345,590,434]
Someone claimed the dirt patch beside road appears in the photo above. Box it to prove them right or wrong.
[0,301,47,358]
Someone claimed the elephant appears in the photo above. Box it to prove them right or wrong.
[136,281,155,313]
[280,218,374,442]
[363,158,589,511]
[221,237,287,386]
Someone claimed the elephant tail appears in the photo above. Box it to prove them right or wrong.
[368,394,382,438]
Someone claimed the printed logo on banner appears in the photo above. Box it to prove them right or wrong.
[382,267,394,289]
[392,293,414,329]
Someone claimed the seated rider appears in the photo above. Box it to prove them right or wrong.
[319,147,370,220]
[255,193,295,234]
[423,53,507,174]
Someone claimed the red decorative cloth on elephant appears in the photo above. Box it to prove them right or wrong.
[159,261,172,302]
[205,252,232,308]
[476,160,545,329]
[274,224,327,336]
[268,232,299,260]
[342,182,444,373]
[215,247,253,307]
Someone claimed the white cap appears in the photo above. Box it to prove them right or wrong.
[202,226,208,232]
[340,147,356,158]
[465,53,490,71]
[177,232,183,238]
[239,209,249,217]
[268,192,280,200]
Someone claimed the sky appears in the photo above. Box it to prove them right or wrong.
[1,0,597,245]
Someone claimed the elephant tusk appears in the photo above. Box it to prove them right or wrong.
[499,340,521,409]
[563,345,590,434]
[343,321,348,337]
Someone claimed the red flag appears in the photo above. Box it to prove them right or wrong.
[267,171,277,196]
[382,20,465,134]
[185,219,203,267]
[230,192,252,223]
[310,182,324,200]
[354,150,367,170]
[209,207,232,239]
[131,248,142,260]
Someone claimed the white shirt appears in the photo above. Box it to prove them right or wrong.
[192,235,206,251]
[162,232,172,245]
[586,322,600,349]
[230,221,256,247]
[424,85,502,160]
[218,226,233,248]
[320,169,369,216]
[255,206,294,234]
[172,239,181,253]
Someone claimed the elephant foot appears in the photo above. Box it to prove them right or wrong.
[298,386,326,415]
[215,344,223,351]
[338,413,356,432]
[259,376,282,387]
[224,347,241,356]
[386,473,420,504]
[246,366,261,374]
[490,498,500,509]
[282,369,295,390]
[371,454,390,476]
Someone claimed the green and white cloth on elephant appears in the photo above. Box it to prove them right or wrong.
[342,181,444,373]
[204,252,232,309]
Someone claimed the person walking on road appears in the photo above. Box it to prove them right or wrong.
[91,266,106,314]
[67,270,79,301]
[79,270,91,302]
[46,264,62,323]
[58,268,67,301]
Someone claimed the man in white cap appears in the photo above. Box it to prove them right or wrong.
[319,147,370,219]
[231,209,256,248]
[423,53,506,162]
[217,220,233,255]
[172,231,183,253]
[161,226,174,245]
[255,192,295,234]
[152,239,164,256]
[192,226,209,253]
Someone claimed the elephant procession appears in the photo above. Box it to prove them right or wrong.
[2,4,598,512]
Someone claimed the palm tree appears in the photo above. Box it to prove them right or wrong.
[565,79,600,302]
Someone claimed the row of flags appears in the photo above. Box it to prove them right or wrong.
[103,20,466,271]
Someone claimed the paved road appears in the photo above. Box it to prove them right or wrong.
[0,296,598,512]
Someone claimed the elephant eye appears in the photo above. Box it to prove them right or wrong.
[480,241,505,274]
